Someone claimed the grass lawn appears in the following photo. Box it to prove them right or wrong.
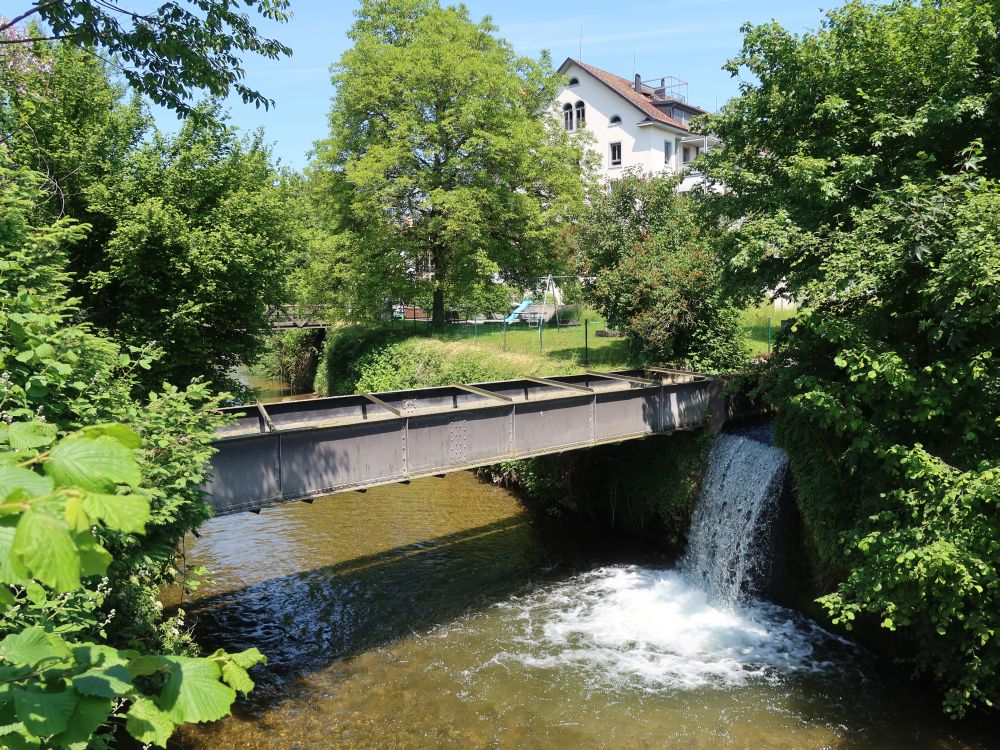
[387,302,799,371]
[391,308,632,371]
[742,303,799,357]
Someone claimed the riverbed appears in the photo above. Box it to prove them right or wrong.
[174,472,991,749]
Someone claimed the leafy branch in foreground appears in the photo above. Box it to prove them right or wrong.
[0,423,263,748]
[1,1,292,115]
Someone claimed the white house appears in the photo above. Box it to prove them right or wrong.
[554,58,718,190]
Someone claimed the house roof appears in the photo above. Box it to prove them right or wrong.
[558,58,705,132]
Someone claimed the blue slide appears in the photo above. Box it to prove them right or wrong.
[504,298,533,325]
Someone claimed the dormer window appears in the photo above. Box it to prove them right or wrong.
[609,115,622,125]
[563,103,574,131]
[575,101,586,129]
[568,76,580,86]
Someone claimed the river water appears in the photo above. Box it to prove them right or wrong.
[174,469,992,749]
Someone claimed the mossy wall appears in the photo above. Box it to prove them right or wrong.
[484,431,714,558]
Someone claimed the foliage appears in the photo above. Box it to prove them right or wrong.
[486,431,713,551]
[311,0,591,327]
[701,0,1000,715]
[0,423,264,749]
[576,171,747,372]
[315,327,579,396]
[252,328,325,394]
[1,0,291,115]
[84,105,301,390]
[2,160,237,681]
[757,161,999,715]
[1,36,147,298]
[699,0,1000,303]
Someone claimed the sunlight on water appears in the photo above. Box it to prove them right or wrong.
[176,464,992,749]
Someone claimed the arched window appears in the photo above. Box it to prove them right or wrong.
[609,114,622,125]
[568,76,580,86]
[562,103,574,131]
[575,100,586,129]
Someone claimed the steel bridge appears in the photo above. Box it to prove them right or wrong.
[202,368,731,515]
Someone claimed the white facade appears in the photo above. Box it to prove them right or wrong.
[553,59,716,190]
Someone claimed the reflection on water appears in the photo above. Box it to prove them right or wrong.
[234,368,314,402]
[176,473,992,750]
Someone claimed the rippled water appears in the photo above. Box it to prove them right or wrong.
[175,472,992,749]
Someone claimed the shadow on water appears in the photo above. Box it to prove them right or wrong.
[180,511,589,718]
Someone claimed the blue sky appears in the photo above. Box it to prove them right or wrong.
[154,0,834,170]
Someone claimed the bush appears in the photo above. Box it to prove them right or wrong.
[576,171,748,372]
[315,327,578,395]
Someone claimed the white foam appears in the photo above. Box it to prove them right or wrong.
[499,565,843,692]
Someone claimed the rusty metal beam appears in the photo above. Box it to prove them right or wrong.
[453,383,514,403]
[585,370,656,386]
[521,375,593,394]
[361,392,401,416]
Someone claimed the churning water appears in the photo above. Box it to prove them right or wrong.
[494,433,839,695]
[176,441,991,749]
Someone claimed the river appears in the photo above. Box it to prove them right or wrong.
[174,468,992,749]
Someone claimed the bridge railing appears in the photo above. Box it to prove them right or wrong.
[203,368,725,515]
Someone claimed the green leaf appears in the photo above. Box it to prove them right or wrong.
[127,655,168,677]
[53,695,113,748]
[0,468,53,500]
[0,517,24,585]
[220,662,254,695]
[76,424,142,450]
[71,664,133,698]
[75,534,113,578]
[0,423,57,451]
[157,656,236,724]
[11,505,80,592]
[81,492,150,534]
[0,628,67,669]
[13,687,79,736]
[228,647,266,670]
[126,697,175,748]
[44,436,141,492]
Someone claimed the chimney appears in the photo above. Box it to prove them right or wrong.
[634,74,642,93]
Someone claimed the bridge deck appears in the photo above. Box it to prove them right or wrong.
[203,368,724,515]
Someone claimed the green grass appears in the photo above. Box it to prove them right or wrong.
[390,308,632,371]
[742,302,799,357]
[380,302,797,375]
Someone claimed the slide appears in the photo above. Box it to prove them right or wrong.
[504,298,533,325]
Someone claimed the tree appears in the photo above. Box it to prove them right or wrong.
[699,0,1000,303]
[1,163,265,747]
[86,105,302,389]
[1,36,146,297]
[576,171,747,372]
[0,0,291,115]
[312,0,590,327]
[701,0,1000,715]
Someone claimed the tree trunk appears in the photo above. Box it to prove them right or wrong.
[432,286,445,329]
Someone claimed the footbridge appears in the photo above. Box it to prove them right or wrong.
[203,368,735,515]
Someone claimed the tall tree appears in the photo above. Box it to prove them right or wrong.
[701,0,1000,715]
[1,37,146,294]
[87,105,302,388]
[0,0,291,115]
[312,0,590,327]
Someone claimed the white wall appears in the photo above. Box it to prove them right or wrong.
[553,62,687,182]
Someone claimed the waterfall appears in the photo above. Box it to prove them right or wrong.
[680,432,789,607]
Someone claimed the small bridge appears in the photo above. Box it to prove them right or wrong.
[203,368,733,515]
[265,305,335,330]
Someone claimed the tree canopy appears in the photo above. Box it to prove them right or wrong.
[311,0,591,326]
[1,0,292,115]
[576,171,747,372]
[702,0,1000,715]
